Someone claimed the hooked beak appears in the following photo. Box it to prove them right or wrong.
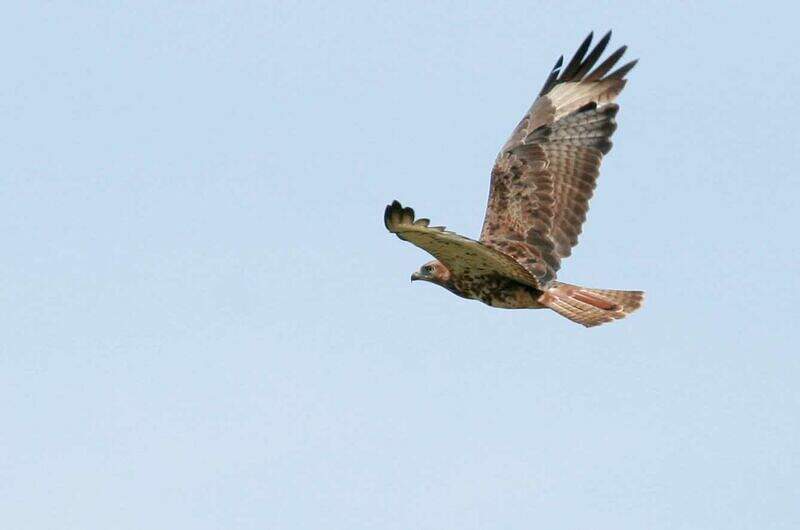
[410,272,422,282]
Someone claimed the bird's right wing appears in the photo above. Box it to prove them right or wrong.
[480,31,636,280]
[384,201,542,289]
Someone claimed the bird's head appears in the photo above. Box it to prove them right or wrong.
[411,260,451,285]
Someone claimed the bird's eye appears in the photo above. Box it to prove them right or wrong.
[423,265,433,274]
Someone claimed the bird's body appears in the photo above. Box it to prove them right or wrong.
[385,32,644,327]
[453,274,544,310]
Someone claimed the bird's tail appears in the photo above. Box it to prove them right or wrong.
[540,281,644,327]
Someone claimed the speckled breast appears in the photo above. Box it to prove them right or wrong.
[458,275,545,310]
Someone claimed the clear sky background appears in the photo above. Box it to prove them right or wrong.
[2,2,799,529]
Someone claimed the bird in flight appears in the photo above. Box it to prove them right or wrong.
[384,32,643,327]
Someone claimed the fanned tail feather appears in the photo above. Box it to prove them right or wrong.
[541,281,644,327]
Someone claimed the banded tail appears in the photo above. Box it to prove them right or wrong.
[541,281,644,327]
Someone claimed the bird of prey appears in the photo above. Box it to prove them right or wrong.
[384,32,643,327]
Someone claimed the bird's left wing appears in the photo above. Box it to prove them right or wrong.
[384,201,542,289]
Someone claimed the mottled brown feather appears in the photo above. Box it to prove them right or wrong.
[479,147,560,285]
[384,201,543,292]
[482,32,635,273]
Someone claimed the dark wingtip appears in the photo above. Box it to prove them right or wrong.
[573,30,612,79]
[542,31,635,94]
[384,200,403,230]
[607,59,638,79]
[384,200,417,231]
[540,55,565,95]
[560,32,594,81]
[585,45,627,80]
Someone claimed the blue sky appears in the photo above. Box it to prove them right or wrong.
[2,2,799,529]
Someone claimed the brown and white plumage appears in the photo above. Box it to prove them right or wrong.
[384,32,644,327]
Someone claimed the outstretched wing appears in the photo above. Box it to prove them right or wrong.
[481,31,636,278]
[384,200,542,289]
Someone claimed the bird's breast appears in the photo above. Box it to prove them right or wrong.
[458,276,545,309]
